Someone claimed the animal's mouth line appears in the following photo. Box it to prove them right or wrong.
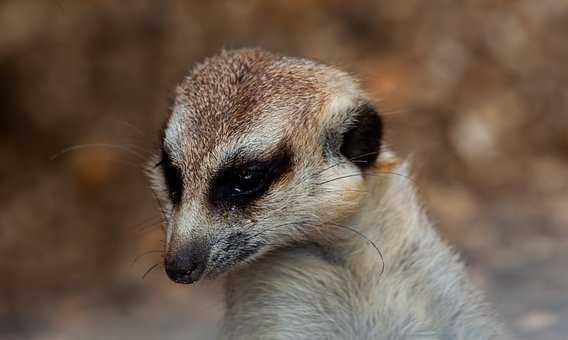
[163,232,269,283]
[201,241,266,279]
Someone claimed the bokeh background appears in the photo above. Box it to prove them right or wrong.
[2,1,567,339]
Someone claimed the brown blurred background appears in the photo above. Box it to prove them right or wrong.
[1,1,567,339]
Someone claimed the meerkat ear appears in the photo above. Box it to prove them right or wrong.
[339,104,383,168]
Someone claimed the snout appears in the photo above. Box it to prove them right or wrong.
[164,244,209,284]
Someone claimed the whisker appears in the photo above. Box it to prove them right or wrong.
[132,250,163,265]
[50,143,148,161]
[369,171,416,185]
[316,173,363,186]
[142,263,162,279]
[379,107,413,117]
[316,151,381,176]
[112,119,146,137]
[148,187,168,222]
[138,223,164,234]
[136,223,164,236]
[127,215,162,231]
[320,188,368,193]
[238,220,385,276]
[316,171,415,186]
[326,222,385,276]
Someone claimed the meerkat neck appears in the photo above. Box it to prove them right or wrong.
[342,161,426,274]
[222,160,500,339]
[315,159,420,271]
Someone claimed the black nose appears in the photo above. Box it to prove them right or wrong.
[164,245,208,284]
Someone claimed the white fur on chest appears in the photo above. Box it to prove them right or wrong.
[220,161,501,340]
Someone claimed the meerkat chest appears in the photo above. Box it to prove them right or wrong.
[220,247,372,339]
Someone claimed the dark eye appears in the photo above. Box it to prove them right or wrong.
[211,166,271,206]
[209,148,292,208]
[231,169,268,196]
[158,149,183,205]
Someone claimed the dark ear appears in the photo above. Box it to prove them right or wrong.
[339,104,383,169]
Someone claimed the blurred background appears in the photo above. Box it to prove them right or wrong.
[1,1,567,339]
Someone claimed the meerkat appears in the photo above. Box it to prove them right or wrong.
[147,48,502,339]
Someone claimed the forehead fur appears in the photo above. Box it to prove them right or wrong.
[164,48,361,175]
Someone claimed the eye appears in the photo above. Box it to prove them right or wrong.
[230,168,269,197]
[211,166,271,207]
[209,147,292,208]
[159,149,183,205]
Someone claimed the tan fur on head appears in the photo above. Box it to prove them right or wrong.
[148,48,503,339]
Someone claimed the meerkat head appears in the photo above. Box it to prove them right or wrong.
[148,48,383,284]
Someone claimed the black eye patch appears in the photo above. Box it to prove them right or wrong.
[158,148,183,205]
[209,147,292,208]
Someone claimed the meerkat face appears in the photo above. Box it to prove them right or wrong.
[147,49,382,284]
